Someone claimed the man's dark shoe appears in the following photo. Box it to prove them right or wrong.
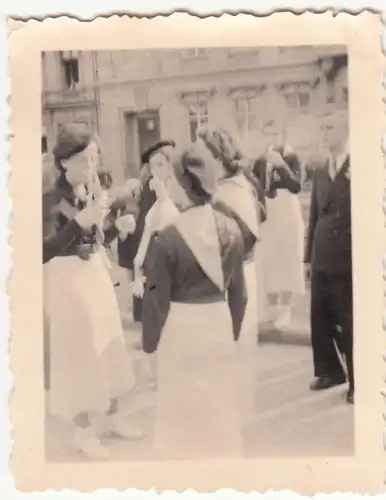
[310,376,346,391]
[346,388,354,404]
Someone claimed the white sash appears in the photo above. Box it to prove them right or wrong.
[215,174,260,240]
[173,205,225,292]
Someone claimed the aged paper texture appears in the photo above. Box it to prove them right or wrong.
[9,12,385,494]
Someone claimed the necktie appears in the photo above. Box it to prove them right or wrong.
[330,156,337,180]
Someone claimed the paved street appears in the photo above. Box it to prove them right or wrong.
[45,260,353,462]
[45,342,354,462]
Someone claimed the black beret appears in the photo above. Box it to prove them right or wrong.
[141,140,176,165]
[53,124,93,161]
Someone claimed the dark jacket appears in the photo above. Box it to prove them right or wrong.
[42,177,130,264]
[252,149,302,199]
[142,208,248,353]
[118,179,156,270]
[304,156,351,274]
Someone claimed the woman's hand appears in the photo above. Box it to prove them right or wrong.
[125,178,141,198]
[75,203,109,230]
[266,149,285,168]
[132,276,146,298]
[115,214,136,239]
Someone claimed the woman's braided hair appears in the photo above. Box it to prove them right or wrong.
[197,127,248,176]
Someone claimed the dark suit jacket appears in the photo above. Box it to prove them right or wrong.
[117,179,156,270]
[304,156,352,274]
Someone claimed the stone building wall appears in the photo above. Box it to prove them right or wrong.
[42,47,348,182]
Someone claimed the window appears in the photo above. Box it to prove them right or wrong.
[228,48,259,56]
[188,101,209,141]
[41,135,48,155]
[228,48,260,64]
[233,96,259,138]
[285,91,310,109]
[279,45,313,54]
[282,83,311,113]
[60,51,80,90]
[182,48,207,59]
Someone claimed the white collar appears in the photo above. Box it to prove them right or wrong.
[330,142,349,173]
[173,205,224,291]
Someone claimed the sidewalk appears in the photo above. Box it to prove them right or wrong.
[46,342,353,462]
[259,291,311,346]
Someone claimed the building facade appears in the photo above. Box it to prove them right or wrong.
[42,46,348,181]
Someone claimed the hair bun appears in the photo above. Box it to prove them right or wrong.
[197,127,245,174]
[176,143,217,197]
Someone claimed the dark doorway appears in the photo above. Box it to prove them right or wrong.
[124,110,161,178]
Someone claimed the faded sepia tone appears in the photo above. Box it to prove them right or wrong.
[9,12,384,494]
[41,47,353,462]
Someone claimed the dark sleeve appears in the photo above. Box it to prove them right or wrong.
[109,187,139,216]
[256,178,267,223]
[142,234,172,354]
[227,235,248,341]
[43,218,82,264]
[104,225,119,246]
[102,210,120,246]
[274,153,302,194]
[304,175,318,264]
[252,157,267,185]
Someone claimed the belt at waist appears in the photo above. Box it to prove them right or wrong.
[173,292,226,305]
[58,243,99,259]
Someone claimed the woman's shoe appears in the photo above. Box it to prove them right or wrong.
[73,426,110,461]
[273,306,292,330]
[105,414,145,440]
[346,388,354,404]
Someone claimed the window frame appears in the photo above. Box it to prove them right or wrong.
[233,95,259,139]
[188,100,209,142]
[282,82,311,114]
[60,50,80,90]
[181,48,208,60]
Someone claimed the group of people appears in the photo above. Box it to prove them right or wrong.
[42,109,353,462]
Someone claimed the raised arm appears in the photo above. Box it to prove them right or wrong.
[134,208,155,278]
[279,152,302,194]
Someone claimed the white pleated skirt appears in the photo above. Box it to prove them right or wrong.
[236,260,259,424]
[153,300,243,460]
[45,251,136,422]
[261,190,305,296]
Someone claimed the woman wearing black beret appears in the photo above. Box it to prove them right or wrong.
[117,140,176,323]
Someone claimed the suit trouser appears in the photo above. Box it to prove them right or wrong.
[310,270,354,389]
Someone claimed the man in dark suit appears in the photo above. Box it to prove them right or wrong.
[304,110,353,404]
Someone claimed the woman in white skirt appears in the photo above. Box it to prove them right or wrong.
[43,124,144,461]
[198,128,263,425]
[142,143,248,459]
[254,141,306,330]
[132,142,179,389]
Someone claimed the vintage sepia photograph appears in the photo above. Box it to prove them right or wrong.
[41,46,354,462]
[9,11,384,493]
